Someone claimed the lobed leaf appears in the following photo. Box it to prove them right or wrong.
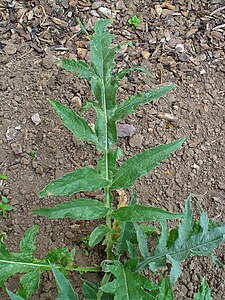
[101,259,159,299]
[59,58,95,80]
[136,197,225,285]
[50,262,78,300]
[39,167,108,198]
[0,226,76,297]
[49,99,102,150]
[112,205,183,222]
[110,137,185,190]
[110,84,176,122]
[33,199,108,220]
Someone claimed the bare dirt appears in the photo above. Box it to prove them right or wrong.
[0,0,224,299]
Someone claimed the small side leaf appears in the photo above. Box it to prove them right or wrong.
[50,262,78,300]
[20,225,39,256]
[33,199,108,220]
[82,281,98,300]
[49,99,102,150]
[112,205,183,222]
[133,223,149,258]
[17,269,40,299]
[39,167,108,198]
[89,225,110,248]
[194,277,212,300]
[59,59,95,80]
[111,84,176,122]
[6,290,25,300]
[110,138,185,190]
[158,277,173,300]
[116,66,154,80]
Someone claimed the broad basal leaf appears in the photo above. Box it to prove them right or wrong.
[136,197,225,285]
[59,59,95,80]
[110,84,176,122]
[101,259,159,299]
[110,137,185,190]
[50,262,78,300]
[39,167,108,198]
[49,99,102,150]
[194,277,212,300]
[89,225,110,248]
[111,205,183,222]
[33,199,108,220]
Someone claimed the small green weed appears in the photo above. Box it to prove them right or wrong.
[1,20,224,299]
[29,150,37,160]
[128,15,141,28]
[0,193,13,218]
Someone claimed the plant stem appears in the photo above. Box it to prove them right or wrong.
[105,186,114,260]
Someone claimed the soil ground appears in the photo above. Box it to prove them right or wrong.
[0,0,224,299]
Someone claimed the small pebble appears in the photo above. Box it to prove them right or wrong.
[4,43,17,55]
[11,143,22,154]
[71,96,82,107]
[117,123,136,137]
[129,133,143,148]
[141,50,150,60]
[6,127,17,141]
[31,113,41,125]
[98,7,112,17]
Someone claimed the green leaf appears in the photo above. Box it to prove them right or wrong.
[110,84,176,122]
[98,148,123,180]
[33,199,108,220]
[17,269,40,299]
[20,225,39,256]
[49,99,102,150]
[0,174,8,180]
[116,66,154,80]
[6,290,25,300]
[101,259,159,299]
[50,262,78,300]
[133,223,149,258]
[110,137,185,190]
[39,167,108,198]
[112,205,183,222]
[59,59,95,80]
[90,19,116,84]
[194,277,212,300]
[136,197,225,284]
[158,277,173,300]
[82,281,98,299]
[89,225,110,248]
[45,247,75,267]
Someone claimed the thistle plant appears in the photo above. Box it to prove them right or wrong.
[1,20,224,299]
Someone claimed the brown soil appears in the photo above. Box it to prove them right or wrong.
[0,0,224,299]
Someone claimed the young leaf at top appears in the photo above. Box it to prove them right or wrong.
[50,262,79,300]
[33,199,108,220]
[112,205,183,222]
[101,259,159,299]
[110,84,176,122]
[39,167,108,198]
[194,277,212,300]
[49,99,103,150]
[110,137,185,190]
[59,59,95,81]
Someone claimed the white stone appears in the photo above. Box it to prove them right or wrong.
[31,113,41,125]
